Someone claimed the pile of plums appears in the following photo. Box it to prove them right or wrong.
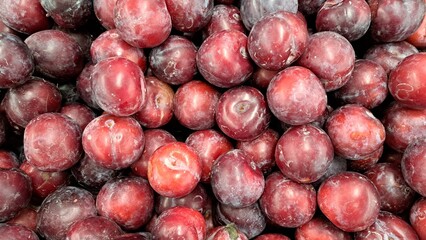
[1,0,426,239]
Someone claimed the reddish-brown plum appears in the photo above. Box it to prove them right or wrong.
[93,0,117,29]
[215,203,266,239]
[96,177,154,230]
[37,186,97,240]
[2,77,62,129]
[0,33,34,88]
[82,114,145,170]
[24,30,84,81]
[114,0,172,48]
[334,59,387,109]
[165,0,213,32]
[60,103,96,130]
[131,129,176,179]
[0,0,51,34]
[355,211,419,240]
[295,217,351,240]
[250,67,278,90]
[248,11,308,71]
[325,104,385,160]
[240,0,298,30]
[389,53,426,109]
[401,139,426,196]
[260,171,316,228]
[316,0,371,41]
[368,0,425,42]
[410,198,426,239]
[365,163,416,214]
[149,35,197,85]
[0,169,32,222]
[174,80,220,130]
[0,20,18,34]
[0,224,39,240]
[298,0,327,15]
[24,113,82,171]
[267,66,327,125]
[237,128,278,173]
[66,216,123,240]
[156,184,209,214]
[71,154,118,190]
[297,31,355,91]
[347,145,383,172]
[382,102,426,152]
[153,206,206,240]
[6,207,38,232]
[408,5,426,48]
[0,151,19,169]
[76,63,99,109]
[275,124,334,183]
[40,0,92,29]
[91,29,147,71]
[91,57,147,116]
[203,4,245,37]
[56,27,93,61]
[133,77,174,129]
[148,142,201,198]
[216,86,270,141]
[364,41,418,75]
[197,30,253,88]
[211,149,264,208]
[185,129,233,182]
[20,161,69,200]
[207,225,248,240]
[317,171,380,232]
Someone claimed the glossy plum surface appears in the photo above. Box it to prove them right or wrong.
[90,29,147,71]
[275,124,334,183]
[334,59,387,109]
[91,57,147,116]
[383,102,426,153]
[114,0,172,48]
[316,0,371,41]
[82,114,145,170]
[317,171,380,232]
[0,169,32,222]
[149,35,197,85]
[389,53,426,109]
[2,77,62,129]
[267,66,327,125]
[325,104,385,160]
[40,0,92,29]
[24,113,82,171]
[365,163,417,214]
[96,177,154,230]
[174,80,220,130]
[148,142,201,198]
[259,171,316,228]
[24,30,84,81]
[401,139,426,197]
[0,33,34,88]
[0,0,51,34]
[65,216,123,240]
[165,0,213,32]
[197,30,253,88]
[216,86,270,141]
[297,31,355,92]
[37,186,97,240]
[368,0,425,42]
[248,11,308,71]
[211,149,264,208]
